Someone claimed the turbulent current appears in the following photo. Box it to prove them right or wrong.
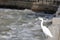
[0,9,54,40]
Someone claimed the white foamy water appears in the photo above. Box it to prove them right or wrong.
[0,9,53,40]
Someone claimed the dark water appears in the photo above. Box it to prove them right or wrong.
[0,9,53,40]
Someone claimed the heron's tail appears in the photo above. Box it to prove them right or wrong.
[49,34,53,37]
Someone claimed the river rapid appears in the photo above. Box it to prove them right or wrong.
[0,9,54,40]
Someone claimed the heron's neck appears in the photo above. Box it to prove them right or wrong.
[41,20,44,28]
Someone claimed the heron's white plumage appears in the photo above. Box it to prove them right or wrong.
[38,17,53,37]
[41,26,53,37]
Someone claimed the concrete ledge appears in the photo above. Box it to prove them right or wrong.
[52,17,60,24]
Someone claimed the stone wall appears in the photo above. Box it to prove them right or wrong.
[0,0,58,13]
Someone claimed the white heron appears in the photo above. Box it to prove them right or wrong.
[38,17,53,37]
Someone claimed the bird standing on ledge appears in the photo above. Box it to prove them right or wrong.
[38,17,53,37]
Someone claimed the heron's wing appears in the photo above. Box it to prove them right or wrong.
[42,26,53,37]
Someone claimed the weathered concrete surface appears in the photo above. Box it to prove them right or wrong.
[47,25,60,40]
[52,17,60,24]
[47,17,60,40]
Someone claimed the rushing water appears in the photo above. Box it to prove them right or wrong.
[0,9,54,40]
